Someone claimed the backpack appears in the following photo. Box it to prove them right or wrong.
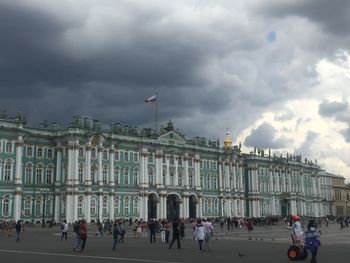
[60,223,64,230]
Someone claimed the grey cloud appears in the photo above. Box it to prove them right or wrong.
[341,125,350,143]
[318,100,348,117]
[295,131,319,156]
[253,0,350,36]
[275,109,294,121]
[244,122,291,149]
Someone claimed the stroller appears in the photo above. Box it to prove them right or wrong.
[287,234,308,261]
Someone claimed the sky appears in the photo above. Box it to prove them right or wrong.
[0,0,350,181]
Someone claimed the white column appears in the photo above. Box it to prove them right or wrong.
[241,199,245,218]
[143,195,148,221]
[139,195,144,219]
[109,194,114,220]
[54,194,60,222]
[194,155,200,188]
[288,172,292,192]
[109,146,115,186]
[290,200,297,215]
[155,151,162,186]
[184,156,189,188]
[198,197,203,218]
[15,136,23,184]
[85,147,91,185]
[144,152,148,185]
[86,194,91,223]
[218,162,223,190]
[162,196,167,219]
[55,147,62,184]
[73,194,78,222]
[225,163,230,190]
[174,157,178,187]
[98,194,103,221]
[157,197,161,219]
[232,199,237,216]
[165,156,170,185]
[98,147,103,186]
[232,162,237,190]
[239,163,243,191]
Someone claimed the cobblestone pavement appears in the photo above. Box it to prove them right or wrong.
[0,222,349,263]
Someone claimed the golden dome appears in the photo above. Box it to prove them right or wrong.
[224,130,233,147]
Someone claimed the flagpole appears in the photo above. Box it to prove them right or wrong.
[155,93,158,132]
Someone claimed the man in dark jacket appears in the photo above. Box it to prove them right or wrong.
[15,220,22,242]
[169,218,181,249]
[148,218,156,243]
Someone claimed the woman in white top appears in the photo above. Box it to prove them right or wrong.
[193,218,207,252]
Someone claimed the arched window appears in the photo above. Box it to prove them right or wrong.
[24,197,31,215]
[207,175,211,189]
[46,165,54,184]
[114,166,120,185]
[124,151,129,162]
[79,164,84,183]
[189,171,194,188]
[134,153,138,162]
[148,168,154,186]
[133,168,138,185]
[79,147,84,158]
[37,147,43,158]
[103,150,108,160]
[114,196,120,216]
[124,167,129,185]
[6,142,12,153]
[91,165,97,184]
[36,164,43,184]
[214,199,218,214]
[114,151,119,161]
[78,196,84,216]
[26,146,33,157]
[133,197,139,215]
[169,156,174,165]
[178,170,183,186]
[124,196,130,215]
[102,196,108,215]
[103,166,108,184]
[47,149,53,159]
[208,199,212,214]
[2,196,10,216]
[4,161,12,182]
[169,171,174,186]
[90,198,96,215]
[35,197,42,215]
[46,198,52,216]
[91,148,96,159]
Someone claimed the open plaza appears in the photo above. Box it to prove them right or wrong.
[0,220,349,263]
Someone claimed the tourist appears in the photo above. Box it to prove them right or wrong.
[168,218,181,249]
[60,220,68,241]
[15,220,22,242]
[112,221,122,251]
[79,220,88,252]
[193,218,206,253]
[305,219,321,263]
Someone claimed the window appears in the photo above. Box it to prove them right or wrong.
[2,196,10,216]
[25,165,33,184]
[46,199,52,216]
[103,167,108,184]
[79,166,84,183]
[134,153,138,162]
[188,158,193,166]
[169,171,174,186]
[178,157,182,166]
[91,148,96,159]
[208,199,212,214]
[124,152,129,162]
[103,150,108,160]
[37,148,43,158]
[148,154,153,163]
[6,142,12,153]
[91,165,97,184]
[4,162,12,182]
[162,167,166,185]
[79,147,84,158]
[36,165,43,183]
[102,196,108,215]
[78,196,84,216]
[90,198,96,215]
[124,196,130,215]
[114,151,119,161]
[114,167,120,185]
[133,168,138,185]
[170,156,174,165]
[162,157,166,164]
[24,198,31,215]
[189,171,193,187]
[114,196,120,216]
[207,176,211,189]
[26,147,33,157]
[148,168,154,186]
[35,198,42,215]
[47,149,53,159]
[46,168,53,184]
[129,152,133,162]
[133,197,138,215]
[178,170,182,186]
[124,167,129,185]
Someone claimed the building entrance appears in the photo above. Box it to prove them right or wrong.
[189,195,197,219]
[148,193,158,219]
[167,194,180,221]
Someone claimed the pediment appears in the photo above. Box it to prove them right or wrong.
[158,130,186,145]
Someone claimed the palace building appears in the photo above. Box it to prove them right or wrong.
[0,113,339,223]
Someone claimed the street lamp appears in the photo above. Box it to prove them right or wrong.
[40,188,49,227]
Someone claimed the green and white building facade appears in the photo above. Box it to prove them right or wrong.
[0,113,337,223]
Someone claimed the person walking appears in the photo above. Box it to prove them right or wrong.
[79,220,88,253]
[60,220,68,241]
[305,219,321,263]
[73,220,82,251]
[148,218,156,243]
[112,221,122,251]
[204,218,214,251]
[180,219,185,240]
[168,218,181,249]
[193,218,206,253]
[15,220,22,242]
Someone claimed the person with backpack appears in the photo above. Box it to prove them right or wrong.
[193,218,206,253]
[305,219,321,263]
[60,220,68,241]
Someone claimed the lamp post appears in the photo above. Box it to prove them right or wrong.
[40,188,49,227]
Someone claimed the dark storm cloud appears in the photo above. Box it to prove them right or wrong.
[254,0,350,35]
[244,122,291,149]
[318,100,349,117]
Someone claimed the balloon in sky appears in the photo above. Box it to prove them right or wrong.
[266,31,277,43]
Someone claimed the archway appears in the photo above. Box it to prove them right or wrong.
[167,194,180,221]
[148,193,158,219]
[189,195,198,219]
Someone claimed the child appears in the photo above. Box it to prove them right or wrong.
[305,220,321,263]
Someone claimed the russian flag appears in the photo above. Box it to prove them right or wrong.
[144,94,157,104]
